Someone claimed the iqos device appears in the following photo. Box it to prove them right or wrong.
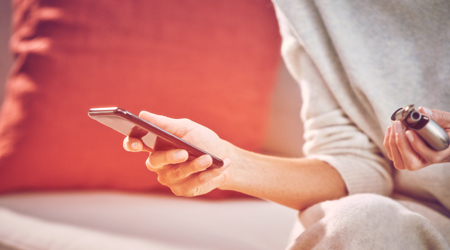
[391,104,449,151]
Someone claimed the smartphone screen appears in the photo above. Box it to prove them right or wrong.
[88,107,224,168]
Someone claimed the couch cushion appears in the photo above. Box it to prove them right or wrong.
[0,206,198,250]
[0,191,298,250]
[0,0,281,198]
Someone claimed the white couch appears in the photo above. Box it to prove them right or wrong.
[0,1,305,249]
[0,192,301,250]
[0,68,303,249]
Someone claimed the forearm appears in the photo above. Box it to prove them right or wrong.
[219,142,348,211]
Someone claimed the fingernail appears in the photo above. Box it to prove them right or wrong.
[131,142,140,150]
[223,158,231,167]
[421,107,433,117]
[173,150,187,161]
[394,121,403,133]
[406,131,414,142]
[199,155,211,166]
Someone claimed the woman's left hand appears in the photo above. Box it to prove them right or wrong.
[384,107,450,171]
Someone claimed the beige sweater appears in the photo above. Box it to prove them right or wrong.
[273,0,450,238]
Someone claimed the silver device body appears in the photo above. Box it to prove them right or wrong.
[391,105,449,151]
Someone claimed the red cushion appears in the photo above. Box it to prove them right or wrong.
[0,0,281,198]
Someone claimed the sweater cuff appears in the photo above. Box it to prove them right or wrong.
[307,155,393,196]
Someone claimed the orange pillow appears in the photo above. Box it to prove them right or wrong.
[0,0,281,198]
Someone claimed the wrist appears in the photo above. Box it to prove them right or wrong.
[217,140,243,191]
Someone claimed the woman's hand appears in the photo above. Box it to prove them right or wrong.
[384,107,450,171]
[123,111,232,197]
[122,111,348,211]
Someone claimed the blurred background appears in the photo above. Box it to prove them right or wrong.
[0,2,304,248]
[0,0,13,104]
[0,0,304,157]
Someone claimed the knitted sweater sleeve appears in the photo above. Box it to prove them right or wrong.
[274,4,393,196]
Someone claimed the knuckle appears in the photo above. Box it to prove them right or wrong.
[393,159,404,170]
[429,156,440,164]
[171,187,195,197]
[171,167,185,180]
[393,161,400,169]
[404,158,422,171]
[197,172,209,185]
[184,187,201,197]
[192,187,201,197]
[146,158,155,170]
[404,163,413,171]
[422,154,437,164]
[163,151,172,163]
[171,189,181,196]
[179,118,193,124]
[177,119,192,134]
[171,187,184,196]
[407,164,420,171]
[157,175,168,186]
[432,111,445,125]
[184,191,196,197]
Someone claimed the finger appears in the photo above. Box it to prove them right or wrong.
[406,130,450,164]
[390,121,405,170]
[139,111,194,137]
[383,126,393,160]
[419,106,450,128]
[405,130,432,156]
[418,106,433,117]
[168,155,214,182]
[158,155,214,186]
[394,127,423,171]
[146,149,189,171]
[123,136,139,152]
[171,159,231,197]
[123,136,154,153]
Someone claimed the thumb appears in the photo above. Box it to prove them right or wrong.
[139,111,171,130]
[139,111,195,137]
[419,107,450,129]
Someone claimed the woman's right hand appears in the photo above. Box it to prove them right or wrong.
[123,111,232,197]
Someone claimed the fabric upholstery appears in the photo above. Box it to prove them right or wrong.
[0,0,281,198]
